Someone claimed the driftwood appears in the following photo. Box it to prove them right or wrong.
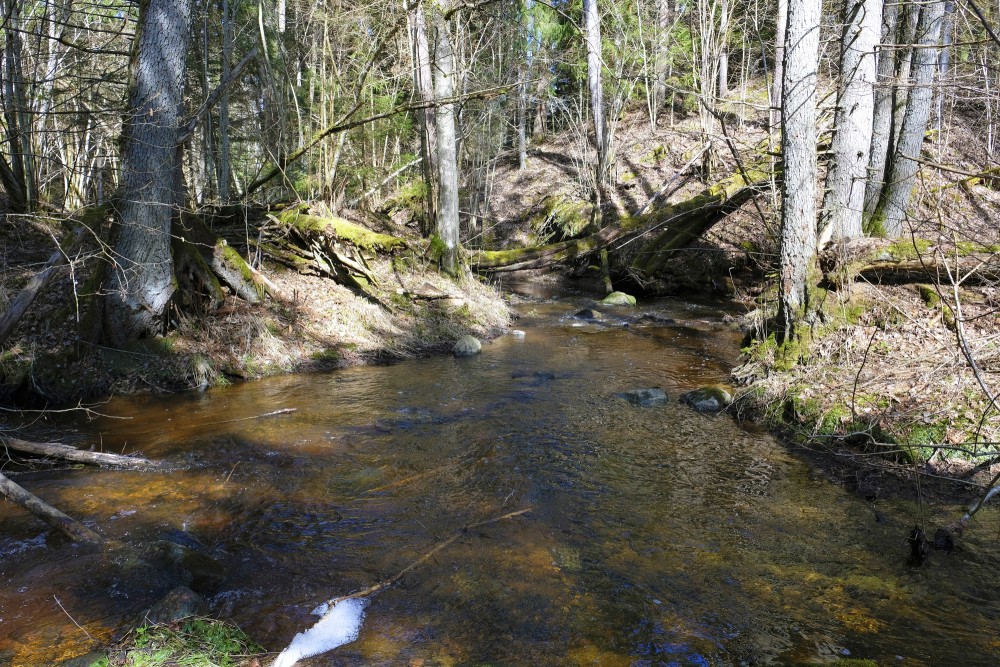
[0,226,86,347]
[820,238,1000,286]
[257,208,406,293]
[1,436,161,470]
[0,470,102,543]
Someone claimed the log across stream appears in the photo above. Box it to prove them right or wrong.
[1,287,999,666]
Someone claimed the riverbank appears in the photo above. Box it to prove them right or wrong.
[0,208,510,407]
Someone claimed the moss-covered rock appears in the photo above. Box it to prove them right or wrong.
[680,386,733,413]
[453,334,482,357]
[600,291,637,307]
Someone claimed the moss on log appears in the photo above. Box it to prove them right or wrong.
[820,238,1000,287]
[273,209,408,254]
[630,165,770,276]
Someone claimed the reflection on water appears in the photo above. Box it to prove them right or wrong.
[2,292,999,666]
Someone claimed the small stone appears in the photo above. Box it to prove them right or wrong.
[680,386,734,413]
[453,335,482,357]
[616,388,668,407]
[600,291,637,307]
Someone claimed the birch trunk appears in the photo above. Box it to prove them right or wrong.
[863,0,900,218]
[777,0,821,343]
[584,0,609,190]
[104,0,191,343]
[822,0,882,241]
[432,0,460,274]
[411,2,438,235]
[879,1,944,237]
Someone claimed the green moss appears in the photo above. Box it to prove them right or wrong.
[276,209,407,253]
[529,195,592,241]
[863,210,887,237]
[916,284,940,308]
[886,238,932,260]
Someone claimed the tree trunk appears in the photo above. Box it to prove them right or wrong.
[0,471,103,544]
[718,0,730,98]
[822,0,882,242]
[777,0,821,343]
[0,435,161,470]
[878,1,944,237]
[432,1,460,275]
[218,0,234,203]
[654,0,672,122]
[863,0,900,218]
[770,0,788,134]
[410,2,438,234]
[935,0,956,139]
[104,0,191,344]
[583,0,609,191]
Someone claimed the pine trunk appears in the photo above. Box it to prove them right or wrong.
[822,0,882,241]
[104,0,191,344]
[777,0,821,343]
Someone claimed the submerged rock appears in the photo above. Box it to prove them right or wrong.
[600,291,637,307]
[574,308,605,321]
[146,540,227,594]
[616,388,668,407]
[146,586,206,624]
[680,386,733,413]
[453,335,482,357]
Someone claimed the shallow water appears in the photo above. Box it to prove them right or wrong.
[1,290,999,666]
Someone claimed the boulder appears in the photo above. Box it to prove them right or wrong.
[574,308,605,321]
[453,334,482,357]
[616,388,668,407]
[145,586,206,624]
[600,291,637,307]
[680,386,733,413]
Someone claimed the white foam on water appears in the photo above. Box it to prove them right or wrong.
[271,597,368,667]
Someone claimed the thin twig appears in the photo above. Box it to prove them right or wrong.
[54,595,93,641]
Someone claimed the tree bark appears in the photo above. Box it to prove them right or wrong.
[410,0,437,236]
[0,471,102,544]
[878,1,944,237]
[104,0,192,344]
[431,0,461,274]
[822,0,882,242]
[654,0,672,122]
[1,436,161,470]
[770,0,788,135]
[863,0,900,218]
[777,0,821,343]
[583,0,609,190]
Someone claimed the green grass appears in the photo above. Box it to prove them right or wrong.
[103,618,263,667]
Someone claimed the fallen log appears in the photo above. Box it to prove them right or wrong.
[257,208,406,293]
[1,436,162,470]
[0,226,86,347]
[0,470,102,543]
[629,163,771,276]
[820,238,1000,287]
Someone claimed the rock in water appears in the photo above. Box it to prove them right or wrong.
[574,308,605,321]
[453,335,482,357]
[680,386,733,413]
[616,388,668,407]
[600,291,637,307]
[146,586,206,624]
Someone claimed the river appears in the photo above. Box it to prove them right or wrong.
[1,288,999,666]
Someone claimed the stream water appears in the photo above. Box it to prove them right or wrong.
[1,288,999,666]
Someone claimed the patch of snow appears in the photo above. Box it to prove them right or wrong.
[271,597,368,667]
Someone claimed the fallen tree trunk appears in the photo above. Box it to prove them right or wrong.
[0,226,86,347]
[472,161,771,274]
[1,436,162,470]
[0,470,103,543]
[629,163,771,276]
[256,208,407,293]
[820,238,1000,286]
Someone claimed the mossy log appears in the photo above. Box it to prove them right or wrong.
[630,164,771,276]
[472,163,770,275]
[820,238,1000,287]
[258,209,407,292]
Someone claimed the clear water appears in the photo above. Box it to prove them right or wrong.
[1,290,999,666]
